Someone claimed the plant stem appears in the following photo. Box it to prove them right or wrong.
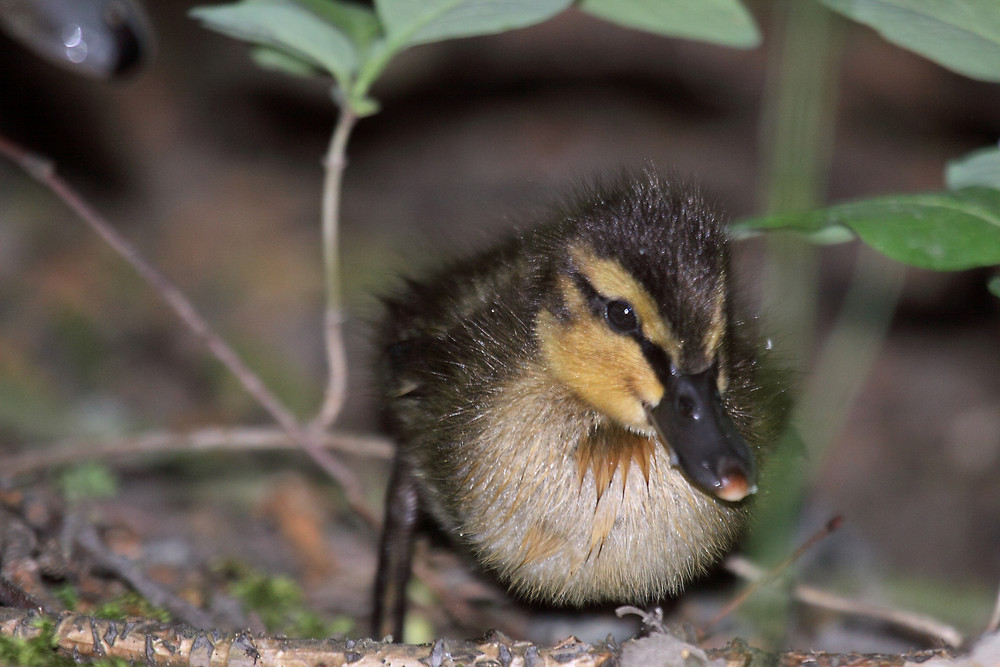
[746,0,843,646]
[750,0,844,565]
[799,247,905,454]
[313,104,358,431]
[757,0,843,361]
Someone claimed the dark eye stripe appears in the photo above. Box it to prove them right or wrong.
[568,270,606,318]
[569,270,642,336]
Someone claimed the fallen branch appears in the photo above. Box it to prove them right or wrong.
[725,556,965,648]
[70,521,224,631]
[706,516,842,630]
[0,607,961,667]
[0,609,615,667]
[1,427,392,478]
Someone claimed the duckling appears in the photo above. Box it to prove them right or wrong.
[373,168,786,639]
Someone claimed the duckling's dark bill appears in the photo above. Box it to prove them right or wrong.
[644,368,757,503]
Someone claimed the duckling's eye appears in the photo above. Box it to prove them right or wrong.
[605,299,639,334]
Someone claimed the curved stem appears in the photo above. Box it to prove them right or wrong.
[313,104,358,431]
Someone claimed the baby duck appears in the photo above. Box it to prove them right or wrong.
[374,169,785,639]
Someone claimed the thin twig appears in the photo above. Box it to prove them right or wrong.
[71,519,224,629]
[0,427,393,477]
[312,105,358,431]
[706,516,842,629]
[0,133,377,527]
[725,556,964,648]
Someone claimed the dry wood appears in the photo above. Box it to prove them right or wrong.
[0,608,962,667]
[1,427,392,478]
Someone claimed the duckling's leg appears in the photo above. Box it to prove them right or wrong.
[372,455,420,641]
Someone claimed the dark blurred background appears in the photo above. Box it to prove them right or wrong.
[0,0,998,652]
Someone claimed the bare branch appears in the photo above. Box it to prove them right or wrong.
[71,520,228,629]
[0,607,960,667]
[0,133,377,527]
[706,516,842,629]
[0,608,617,666]
[0,427,392,477]
[725,556,965,648]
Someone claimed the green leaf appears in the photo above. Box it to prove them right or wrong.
[736,187,1000,271]
[579,0,760,48]
[946,145,1000,190]
[376,0,571,48]
[251,45,323,76]
[353,0,571,101]
[295,0,381,51]
[190,1,359,87]
[821,0,1000,82]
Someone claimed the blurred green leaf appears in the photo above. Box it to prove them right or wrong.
[354,0,571,103]
[190,1,359,88]
[821,0,1000,82]
[989,273,1000,298]
[579,0,760,47]
[947,145,1000,190]
[737,187,1000,271]
[250,45,323,76]
[376,0,571,47]
[295,0,381,50]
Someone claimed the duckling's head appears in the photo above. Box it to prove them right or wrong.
[535,172,756,502]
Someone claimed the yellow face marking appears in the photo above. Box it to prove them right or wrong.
[702,286,729,391]
[537,292,660,429]
[569,246,681,359]
[536,245,675,428]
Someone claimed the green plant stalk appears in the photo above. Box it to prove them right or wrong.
[313,102,358,430]
[747,0,843,646]
[757,0,842,358]
[800,247,905,456]
[749,0,914,646]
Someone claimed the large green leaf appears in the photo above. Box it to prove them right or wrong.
[579,0,760,48]
[821,0,1000,82]
[736,187,1000,271]
[353,0,571,100]
[375,0,571,48]
[294,0,381,51]
[190,1,359,87]
[947,145,1000,190]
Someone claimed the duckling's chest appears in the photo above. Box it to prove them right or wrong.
[407,367,746,605]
